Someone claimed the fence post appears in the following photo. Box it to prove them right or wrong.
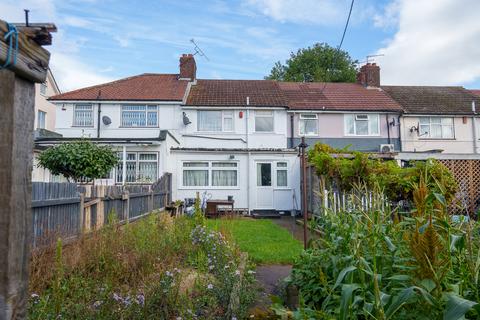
[96,186,105,229]
[79,192,85,234]
[148,185,154,212]
[122,189,130,222]
[323,190,328,215]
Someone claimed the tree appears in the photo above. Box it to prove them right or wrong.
[266,43,358,82]
[37,140,118,182]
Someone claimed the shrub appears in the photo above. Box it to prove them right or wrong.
[37,140,118,182]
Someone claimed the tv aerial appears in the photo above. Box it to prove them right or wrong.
[190,39,209,61]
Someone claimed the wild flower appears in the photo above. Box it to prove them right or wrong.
[112,293,122,302]
[136,294,145,306]
[92,300,103,309]
[235,270,240,276]
[207,284,213,290]
[31,293,39,299]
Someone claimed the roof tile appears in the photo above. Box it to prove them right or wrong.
[50,74,189,101]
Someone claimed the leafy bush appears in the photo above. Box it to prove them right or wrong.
[28,212,255,319]
[308,143,458,204]
[288,190,480,319]
[37,140,118,182]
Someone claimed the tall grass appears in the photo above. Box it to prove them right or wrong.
[28,211,256,319]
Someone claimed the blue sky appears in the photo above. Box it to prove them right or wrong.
[2,0,480,91]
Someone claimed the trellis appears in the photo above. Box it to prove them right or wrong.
[438,159,480,215]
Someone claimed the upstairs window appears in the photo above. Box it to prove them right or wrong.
[345,114,379,136]
[299,114,318,136]
[40,82,47,95]
[197,110,234,132]
[74,104,93,127]
[121,105,158,127]
[419,117,454,139]
[255,110,274,132]
[37,110,46,129]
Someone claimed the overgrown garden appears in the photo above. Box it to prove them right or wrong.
[271,144,480,319]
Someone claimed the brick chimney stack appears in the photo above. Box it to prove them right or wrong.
[357,63,380,87]
[179,54,196,81]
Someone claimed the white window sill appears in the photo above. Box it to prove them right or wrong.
[179,186,241,190]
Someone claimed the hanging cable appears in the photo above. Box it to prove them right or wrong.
[1,22,19,70]
[320,0,355,93]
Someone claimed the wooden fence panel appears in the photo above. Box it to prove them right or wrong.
[32,182,81,247]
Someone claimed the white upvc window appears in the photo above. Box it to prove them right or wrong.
[182,161,238,187]
[276,162,288,187]
[40,82,47,95]
[344,114,380,136]
[73,104,93,127]
[255,110,274,132]
[197,110,234,132]
[37,110,46,129]
[419,117,454,139]
[116,152,158,183]
[299,114,318,136]
[121,105,158,127]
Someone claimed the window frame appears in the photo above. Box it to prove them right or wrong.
[275,161,289,188]
[181,161,239,189]
[254,110,274,133]
[299,113,318,136]
[344,113,380,136]
[418,116,455,139]
[40,82,47,96]
[121,105,158,128]
[37,110,46,129]
[73,104,94,127]
[115,152,159,184]
[197,110,235,132]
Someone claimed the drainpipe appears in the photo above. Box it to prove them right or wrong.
[472,101,478,154]
[386,114,391,145]
[246,97,251,214]
[97,103,102,138]
[397,115,402,152]
[290,114,295,148]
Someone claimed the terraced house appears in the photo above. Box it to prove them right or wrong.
[36,54,480,214]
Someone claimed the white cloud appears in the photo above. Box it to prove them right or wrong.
[373,0,400,29]
[375,0,480,86]
[243,0,342,25]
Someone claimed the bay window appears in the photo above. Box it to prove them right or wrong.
[121,105,158,127]
[182,161,238,187]
[74,104,93,127]
[299,114,318,136]
[419,117,454,139]
[255,110,274,132]
[197,110,234,132]
[345,114,379,136]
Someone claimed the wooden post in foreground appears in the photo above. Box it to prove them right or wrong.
[299,137,309,250]
[0,19,55,319]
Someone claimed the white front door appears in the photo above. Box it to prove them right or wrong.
[255,162,274,209]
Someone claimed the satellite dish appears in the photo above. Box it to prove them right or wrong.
[183,112,191,125]
[102,116,112,125]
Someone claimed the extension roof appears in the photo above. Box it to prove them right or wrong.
[49,74,189,101]
[382,86,480,115]
[186,79,287,107]
[278,82,403,112]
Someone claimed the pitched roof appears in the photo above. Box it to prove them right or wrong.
[278,82,403,112]
[49,74,189,101]
[470,89,480,97]
[186,79,287,107]
[382,86,480,115]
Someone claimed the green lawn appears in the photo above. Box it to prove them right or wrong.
[206,218,303,264]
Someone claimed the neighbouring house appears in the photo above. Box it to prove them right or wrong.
[281,63,403,152]
[32,68,62,182]
[382,85,480,155]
